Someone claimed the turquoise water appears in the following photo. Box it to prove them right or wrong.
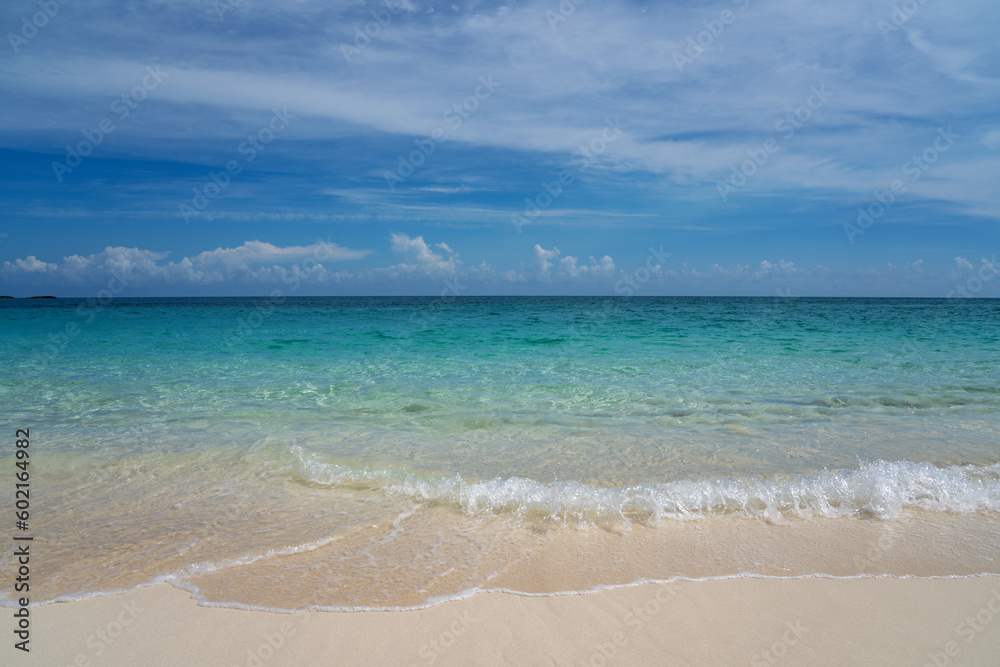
[2,296,1000,608]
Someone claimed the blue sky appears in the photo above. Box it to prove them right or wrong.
[0,0,998,297]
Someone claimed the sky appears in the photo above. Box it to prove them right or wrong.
[0,0,998,297]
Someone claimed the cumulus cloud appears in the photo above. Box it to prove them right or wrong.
[533,245,560,277]
[559,254,615,280]
[190,240,368,268]
[0,238,991,297]
[4,256,57,273]
[388,233,459,275]
[948,256,986,280]
[1,240,370,288]
[497,245,617,284]
[756,260,799,278]
[4,247,167,284]
[0,0,997,289]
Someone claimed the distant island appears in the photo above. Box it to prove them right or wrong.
[0,295,13,299]
[27,295,57,299]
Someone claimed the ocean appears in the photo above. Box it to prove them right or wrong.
[2,296,1000,611]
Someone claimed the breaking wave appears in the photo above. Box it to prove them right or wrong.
[291,447,1000,524]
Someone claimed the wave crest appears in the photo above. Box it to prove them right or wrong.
[291,448,1000,523]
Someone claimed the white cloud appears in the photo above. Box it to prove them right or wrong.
[906,29,1000,87]
[190,240,368,268]
[0,240,370,287]
[532,244,560,277]
[952,256,975,277]
[559,255,615,280]
[0,237,991,297]
[2,0,997,221]
[4,256,56,273]
[388,233,459,275]
[756,260,799,278]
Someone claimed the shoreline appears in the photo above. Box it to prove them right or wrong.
[14,569,1000,614]
[14,506,1000,612]
[6,577,1000,665]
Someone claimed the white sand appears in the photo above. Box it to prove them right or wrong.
[5,577,1000,666]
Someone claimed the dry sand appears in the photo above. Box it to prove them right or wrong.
[5,576,1000,666]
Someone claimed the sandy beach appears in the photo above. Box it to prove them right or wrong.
[4,0,998,661]
[6,576,1000,666]
[5,301,1000,665]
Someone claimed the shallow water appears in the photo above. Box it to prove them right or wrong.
[2,296,999,610]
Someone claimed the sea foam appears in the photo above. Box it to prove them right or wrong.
[293,447,1000,523]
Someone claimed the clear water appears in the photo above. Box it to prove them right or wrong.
[2,297,999,610]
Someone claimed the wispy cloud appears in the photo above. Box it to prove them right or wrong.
[0,0,997,295]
